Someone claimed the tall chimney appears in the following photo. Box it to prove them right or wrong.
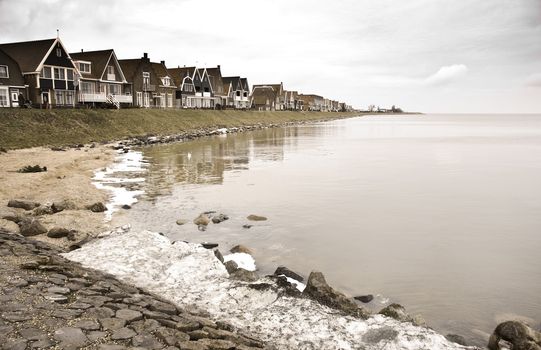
[143,53,148,59]
[161,60,165,66]
[81,49,83,53]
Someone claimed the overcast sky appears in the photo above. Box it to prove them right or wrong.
[1,0,540,113]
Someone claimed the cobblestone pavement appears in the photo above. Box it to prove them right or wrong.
[0,230,269,350]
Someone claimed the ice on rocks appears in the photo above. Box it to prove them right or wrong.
[62,230,476,350]
[92,151,147,220]
[223,253,256,271]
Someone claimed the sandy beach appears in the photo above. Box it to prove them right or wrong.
[0,145,115,247]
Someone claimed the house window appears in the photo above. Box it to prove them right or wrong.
[136,92,143,106]
[0,65,8,78]
[109,84,120,95]
[162,77,171,86]
[167,93,172,108]
[0,88,8,107]
[79,62,91,73]
[56,48,62,57]
[236,91,240,97]
[65,91,74,105]
[55,90,65,105]
[143,72,150,85]
[143,92,149,107]
[81,82,93,93]
[42,66,52,79]
[107,66,114,75]
[66,69,74,81]
[160,93,166,108]
[54,68,65,80]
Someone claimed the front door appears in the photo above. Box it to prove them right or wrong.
[11,90,19,107]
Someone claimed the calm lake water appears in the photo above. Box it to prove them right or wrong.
[115,114,541,346]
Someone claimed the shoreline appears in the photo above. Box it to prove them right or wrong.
[0,114,490,349]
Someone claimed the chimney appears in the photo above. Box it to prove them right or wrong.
[161,60,165,66]
[142,53,149,62]
[81,49,83,53]
[217,64,220,70]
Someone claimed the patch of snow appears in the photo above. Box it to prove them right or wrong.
[278,274,306,292]
[62,230,477,350]
[223,253,256,271]
[92,150,147,221]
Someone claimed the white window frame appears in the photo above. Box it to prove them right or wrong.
[167,93,172,108]
[55,90,65,105]
[143,92,149,107]
[0,65,8,78]
[54,67,65,80]
[65,91,74,105]
[160,93,166,108]
[107,66,114,75]
[143,72,150,85]
[56,48,62,57]
[0,87,8,107]
[136,92,143,106]
[78,62,91,74]
[42,66,52,79]
[162,77,170,86]
[66,69,74,81]
[80,81,93,94]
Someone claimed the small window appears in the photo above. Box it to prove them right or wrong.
[79,62,91,73]
[107,66,114,75]
[54,68,65,80]
[56,48,62,57]
[0,65,8,78]
[162,77,170,86]
[66,69,74,81]
[42,66,52,79]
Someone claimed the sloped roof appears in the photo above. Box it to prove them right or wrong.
[206,67,224,94]
[167,66,196,86]
[0,49,25,86]
[253,83,282,95]
[70,49,114,80]
[223,76,241,90]
[0,38,56,73]
[240,78,249,91]
[251,86,276,105]
[118,59,141,81]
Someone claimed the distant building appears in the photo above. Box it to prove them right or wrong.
[0,37,78,108]
[206,66,227,109]
[222,76,250,109]
[119,53,176,108]
[168,66,197,108]
[0,48,27,107]
[284,90,303,110]
[298,94,324,111]
[251,82,284,110]
[70,49,132,108]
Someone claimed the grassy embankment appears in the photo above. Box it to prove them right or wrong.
[0,108,360,149]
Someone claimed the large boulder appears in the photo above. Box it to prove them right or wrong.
[33,204,54,216]
[52,200,77,213]
[274,266,304,282]
[488,321,541,350]
[229,268,259,282]
[378,303,413,323]
[18,218,47,236]
[193,213,211,226]
[47,227,72,238]
[247,214,267,221]
[0,207,24,223]
[230,244,252,255]
[86,202,107,213]
[7,199,40,211]
[303,272,369,319]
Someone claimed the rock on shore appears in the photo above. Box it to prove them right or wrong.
[0,229,267,349]
[63,229,477,350]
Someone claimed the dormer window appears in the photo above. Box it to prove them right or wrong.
[162,77,171,86]
[143,72,150,85]
[56,48,62,57]
[79,62,91,73]
[0,65,8,78]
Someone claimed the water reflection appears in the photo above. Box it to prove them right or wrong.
[139,126,316,200]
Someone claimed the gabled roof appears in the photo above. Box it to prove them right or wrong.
[0,38,58,73]
[222,76,241,90]
[252,83,283,95]
[205,66,224,94]
[0,48,26,87]
[251,86,277,105]
[118,59,141,81]
[70,49,126,82]
[167,66,196,86]
[240,78,249,91]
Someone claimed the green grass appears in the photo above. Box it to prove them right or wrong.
[0,108,360,149]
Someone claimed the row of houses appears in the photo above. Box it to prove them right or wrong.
[0,37,353,111]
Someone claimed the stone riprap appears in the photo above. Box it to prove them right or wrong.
[0,229,268,350]
[63,230,478,350]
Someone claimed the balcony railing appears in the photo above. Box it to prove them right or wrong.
[79,92,132,104]
[143,84,156,92]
